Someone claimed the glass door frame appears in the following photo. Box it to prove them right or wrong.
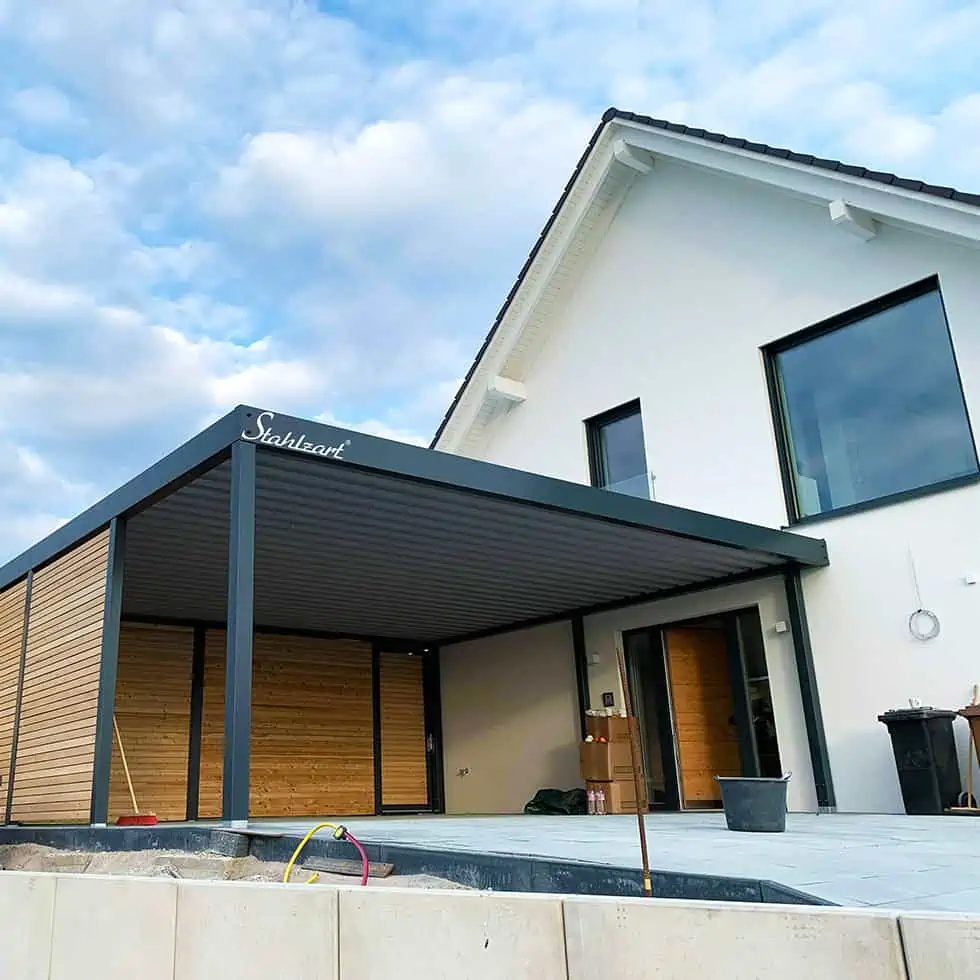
[622,605,765,811]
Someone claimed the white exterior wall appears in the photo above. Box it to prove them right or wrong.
[440,622,582,814]
[464,159,980,813]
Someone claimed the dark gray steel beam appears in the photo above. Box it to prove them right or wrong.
[570,615,590,741]
[783,569,836,810]
[222,440,256,823]
[91,518,127,825]
[185,625,206,821]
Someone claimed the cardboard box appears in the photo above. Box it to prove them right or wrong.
[585,713,635,745]
[579,740,635,782]
[587,779,648,814]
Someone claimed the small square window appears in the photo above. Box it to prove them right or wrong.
[586,401,651,499]
[766,279,979,523]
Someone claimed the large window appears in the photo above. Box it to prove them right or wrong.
[586,400,652,499]
[766,278,979,523]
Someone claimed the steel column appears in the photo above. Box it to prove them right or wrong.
[222,440,256,823]
[185,625,206,820]
[571,615,591,740]
[783,569,836,810]
[91,519,127,825]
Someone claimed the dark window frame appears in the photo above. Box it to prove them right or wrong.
[585,398,645,489]
[763,275,980,526]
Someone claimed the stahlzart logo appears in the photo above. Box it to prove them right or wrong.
[242,411,351,460]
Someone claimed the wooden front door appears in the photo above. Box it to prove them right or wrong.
[664,626,742,807]
[378,651,430,809]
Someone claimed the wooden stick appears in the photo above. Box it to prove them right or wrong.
[113,714,140,815]
[616,645,652,898]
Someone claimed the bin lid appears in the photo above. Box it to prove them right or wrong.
[877,707,958,722]
[959,704,980,718]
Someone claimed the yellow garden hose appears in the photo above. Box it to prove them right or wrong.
[282,821,370,886]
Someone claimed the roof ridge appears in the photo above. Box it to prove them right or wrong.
[606,107,980,207]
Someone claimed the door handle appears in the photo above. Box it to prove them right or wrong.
[426,733,435,753]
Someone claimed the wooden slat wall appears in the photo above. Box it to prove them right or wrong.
[198,631,375,818]
[11,530,109,823]
[0,579,28,803]
[108,623,193,822]
[666,627,742,806]
[379,651,428,806]
[197,629,226,819]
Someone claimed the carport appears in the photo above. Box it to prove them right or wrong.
[0,406,829,827]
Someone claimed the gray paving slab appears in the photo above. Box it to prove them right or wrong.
[237,812,980,912]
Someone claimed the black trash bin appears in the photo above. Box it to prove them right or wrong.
[878,707,963,814]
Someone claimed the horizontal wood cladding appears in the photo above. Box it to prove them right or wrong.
[379,651,428,806]
[197,629,226,819]
[198,631,375,818]
[0,579,28,804]
[11,531,110,823]
[109,623,193,822]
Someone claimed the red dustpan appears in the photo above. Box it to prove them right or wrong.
[113,715,159,827]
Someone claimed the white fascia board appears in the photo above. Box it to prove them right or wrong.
[486,375,527,404]
[616,122,980,249]
[435,137,628,453]
[612,138,654,174]
[829,199,878,240]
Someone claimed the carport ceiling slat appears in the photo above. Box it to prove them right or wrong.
[123,450,792,640]
[253,485,771,581]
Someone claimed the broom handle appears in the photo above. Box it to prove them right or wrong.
[616,645,652,898]
[113,714,140,815]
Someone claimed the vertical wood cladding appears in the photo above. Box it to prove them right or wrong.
[0,579,28,807]
[379,651,429,806]
[10,530,109,823]
[108,623,193,822]
[198,631,375,818]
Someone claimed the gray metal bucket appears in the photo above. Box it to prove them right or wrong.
[716,773,792,833]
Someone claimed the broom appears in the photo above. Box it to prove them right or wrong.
[113,714,158,826]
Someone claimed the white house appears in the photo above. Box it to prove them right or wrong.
[432,108,980,815]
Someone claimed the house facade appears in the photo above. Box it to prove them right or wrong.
[433,110,980,815]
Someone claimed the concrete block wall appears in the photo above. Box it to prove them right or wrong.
[0,870,978,979]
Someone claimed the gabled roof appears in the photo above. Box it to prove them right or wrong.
[611,109,980,208]
[431,107,980,452]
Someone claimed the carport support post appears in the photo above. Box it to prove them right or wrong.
[91,517,126,826]
[571,615,590,740]
[223,440,256,826]
[783,568,836,811]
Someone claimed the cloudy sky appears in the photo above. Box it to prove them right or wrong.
[1,0,979,562]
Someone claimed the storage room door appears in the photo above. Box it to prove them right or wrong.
[664,626,741,807]
[378,651,431,810]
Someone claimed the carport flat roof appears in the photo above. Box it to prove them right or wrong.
[0,406,828,642]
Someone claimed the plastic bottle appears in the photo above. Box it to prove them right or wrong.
[587,789,596,815]
[595,787,605,816]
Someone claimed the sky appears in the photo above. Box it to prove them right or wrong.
[1,0,979,563]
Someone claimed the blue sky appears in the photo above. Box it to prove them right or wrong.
[1,0,979,562]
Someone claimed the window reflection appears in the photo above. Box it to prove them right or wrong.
[774,288,978,519]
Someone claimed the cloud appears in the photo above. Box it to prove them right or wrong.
[0,0,979,566]
[315,413,428,447]
[8,85,74,126]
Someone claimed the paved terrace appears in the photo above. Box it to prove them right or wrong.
[248,812,980,912]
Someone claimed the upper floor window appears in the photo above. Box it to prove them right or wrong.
[586,400,652,499]
[765,277,979,523]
